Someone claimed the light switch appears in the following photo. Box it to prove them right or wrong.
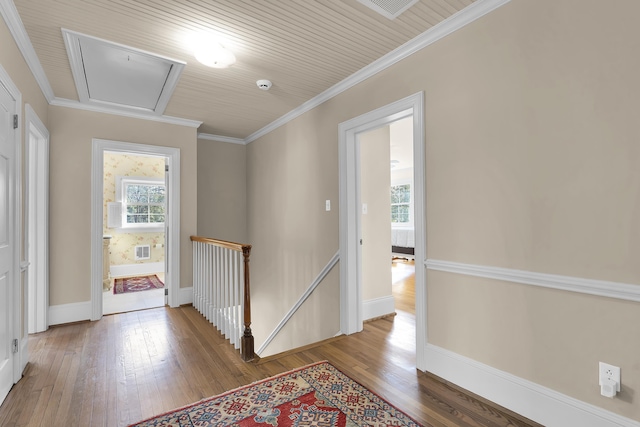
[325,200,331,211]
[362,203,368,214]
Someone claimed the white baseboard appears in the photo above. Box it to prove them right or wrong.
[110,262,164,278]
[179,286,193,305]
[426,344,640,427]
[363,295,395,321]
[49,301,92,325]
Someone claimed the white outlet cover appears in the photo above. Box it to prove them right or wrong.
[599,362,621,392]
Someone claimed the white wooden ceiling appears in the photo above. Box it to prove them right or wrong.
[13,0,476,139]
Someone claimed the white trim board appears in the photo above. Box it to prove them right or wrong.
[256,251,340,356]
[426,259,640,303]
[197,133,245,145]
[426,344,640,427]
[362,296,395,321]
[25,104,50,334]
[49,301,92,326]
[179,286,193,306]
[110,262,164,278]
[51,98,201,128]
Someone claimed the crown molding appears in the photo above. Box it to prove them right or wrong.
[50,97,202,128]
[0,0,55,102]
[2,0,511,140]
[197,133,246,145]
[426,259,640,303]
[244,0,512,144]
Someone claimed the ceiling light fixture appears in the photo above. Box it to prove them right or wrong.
[194,41,236,68]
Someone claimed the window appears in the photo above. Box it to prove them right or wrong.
[391,184,411,224]
[117,177,165,229]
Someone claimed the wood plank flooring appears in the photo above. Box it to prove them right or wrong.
[0,261,542,427]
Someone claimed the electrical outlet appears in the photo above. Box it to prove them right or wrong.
[599,362,621,392]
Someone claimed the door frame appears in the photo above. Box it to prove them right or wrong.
[91,139,181,321]
[24,104,49,334]
[338,91,427,371]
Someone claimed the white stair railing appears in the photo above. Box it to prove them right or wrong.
[191,236,254,361]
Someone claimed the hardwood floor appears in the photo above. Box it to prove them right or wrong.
[0,264,542,427]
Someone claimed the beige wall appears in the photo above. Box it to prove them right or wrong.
[197,139,247,243]
[246,0,640,420]
[246,110,341,357]
[48,106,197,305]
[360,126,392,303]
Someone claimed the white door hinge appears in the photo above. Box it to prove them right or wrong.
[12,339,18,353]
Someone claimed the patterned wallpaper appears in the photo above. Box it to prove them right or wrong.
[103,152,165,265]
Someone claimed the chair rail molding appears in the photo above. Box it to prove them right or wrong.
[426,259,640,303]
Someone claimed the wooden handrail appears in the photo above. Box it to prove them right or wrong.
[190,235,254,362]
[190,235,251,253]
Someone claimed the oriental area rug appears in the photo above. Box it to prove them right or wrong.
[113,274,164,295]
[128,361,422,427]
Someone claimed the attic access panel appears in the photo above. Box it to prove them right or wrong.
[62,29,185,114]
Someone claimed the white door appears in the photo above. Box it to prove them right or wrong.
[0,80,17,404]
[164,159,169,305]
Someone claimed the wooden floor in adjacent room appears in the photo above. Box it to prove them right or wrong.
[0,262,542,427]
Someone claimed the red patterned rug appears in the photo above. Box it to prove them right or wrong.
[113,274,164,295]
[128,361,421,426]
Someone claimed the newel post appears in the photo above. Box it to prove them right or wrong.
[241,245,255,361]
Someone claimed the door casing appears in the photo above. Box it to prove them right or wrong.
[25,104,49,335]
[338,91,426,371]
[91,139,181,321]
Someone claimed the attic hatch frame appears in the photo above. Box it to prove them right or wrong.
[62,28,185,115]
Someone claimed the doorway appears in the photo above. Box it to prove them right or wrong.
[358,117,415,322]
[101,151,166,315]
[338,92,426,371]
[91,139,181,321]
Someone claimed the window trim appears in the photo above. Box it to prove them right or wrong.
[115,176,165,232]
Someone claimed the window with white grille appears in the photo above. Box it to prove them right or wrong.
[114,176,165,231]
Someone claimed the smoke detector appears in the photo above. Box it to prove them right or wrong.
[256,79,272,90]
